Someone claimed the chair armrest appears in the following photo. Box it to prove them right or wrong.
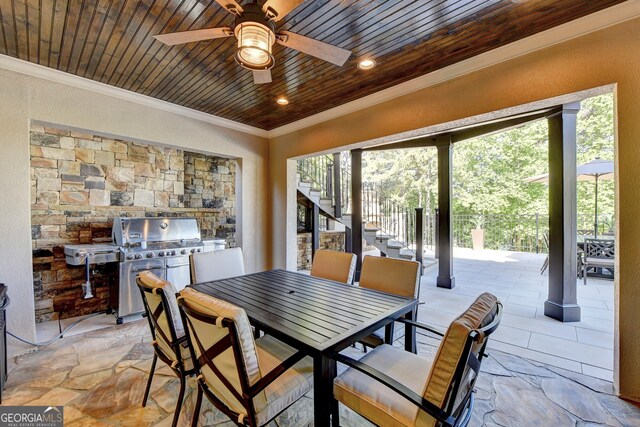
[335,354,456,427]
[249,350,307,396]
[396,318,445,337]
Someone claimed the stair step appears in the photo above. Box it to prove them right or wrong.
[297,181,312,188]
[387,240,403,249]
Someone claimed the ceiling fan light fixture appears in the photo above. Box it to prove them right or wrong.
[358,58,376,70]
[234,22,275,70]
[276,97,289,105]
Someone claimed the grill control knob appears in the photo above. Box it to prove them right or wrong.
[181,249,187,255]
[134,253,143,260]
[146,252,154,258]
[170,250,177,256]
[197,248,202,253]
[157,251,165,257]
[126,254,134,260]
[190,248,196,254]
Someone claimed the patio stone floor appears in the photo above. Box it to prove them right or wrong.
[4,318,639,426]
[419,247,615,381]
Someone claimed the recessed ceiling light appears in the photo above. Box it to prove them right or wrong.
[358,58,376,70]
[276,97,289,105]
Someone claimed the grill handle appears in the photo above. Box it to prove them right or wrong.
[132,266,164,273]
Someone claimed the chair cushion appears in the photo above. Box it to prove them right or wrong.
[190,247,245,283]
[254,335,314,426]
[310,250,357,284]
[417,292,498,426]
[179,287,261,417]
[359,256,421,298]
[585,257,615,267]
[137,271,185,338]
[334,344,434,427]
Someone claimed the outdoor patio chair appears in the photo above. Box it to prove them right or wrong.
[137,271,196,427]
[310,249,357,284]
[583,238,615,285]
[358,256,421,349]
[540,232,549,274]
[333,292,502,427]
[190,247,245,283]
[177,287,314,427]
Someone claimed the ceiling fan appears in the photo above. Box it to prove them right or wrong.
[153,0,353,84]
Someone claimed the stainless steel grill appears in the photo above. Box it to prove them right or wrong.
[111,217,204,323]
[65,217,208,324]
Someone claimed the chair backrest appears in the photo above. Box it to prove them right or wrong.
[310,250,357,284]
[585,238,615,259]
[177,287,264,421]
[190,247,245,283]
[417,292,502,426]
[359,256,421,298]
[136,271,185,362]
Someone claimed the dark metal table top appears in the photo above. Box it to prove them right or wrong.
[190,269,418,354]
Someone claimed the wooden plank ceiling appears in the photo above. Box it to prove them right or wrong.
[0,0,626,130]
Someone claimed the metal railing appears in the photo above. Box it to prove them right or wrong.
[297,154,334,200]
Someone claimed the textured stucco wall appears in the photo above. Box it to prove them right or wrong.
[269,18,640,400]
[0,68,268,356]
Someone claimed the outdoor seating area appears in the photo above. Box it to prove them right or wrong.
[3,248,637,427]
[4,1,640,426]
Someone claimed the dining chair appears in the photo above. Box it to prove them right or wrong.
[582,238,615,285]
[358,256,421,349]
[177,287,314,427]
[333,292,502,427]
[190,247,245,283]
[310,250,357,284]
[137,271,196,427]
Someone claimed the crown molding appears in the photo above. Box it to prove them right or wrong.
[267,0,640,138]
[0,54,269,138]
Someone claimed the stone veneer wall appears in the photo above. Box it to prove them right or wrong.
[30,125,236,322]
[297,231,346,270]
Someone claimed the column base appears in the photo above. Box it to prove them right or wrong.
[437,275,455,289]
[544,300,581,322]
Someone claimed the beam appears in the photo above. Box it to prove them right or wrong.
[451,109,559,143]
[545,102,581,322]
[436,136,455,289]
[311,204,320,261]
[362,136,438,151]
[333,152,342,219]
[351,149,363,280]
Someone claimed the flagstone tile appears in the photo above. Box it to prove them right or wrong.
[69,344,133,378]
[64,369,114,390]
[27,387,82,406]
[74,367,148,418]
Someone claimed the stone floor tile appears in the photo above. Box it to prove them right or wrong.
[576,327,614,350]
[69,343,133,378]
[544,365,614,394]
[27,387,82,406]
[490,324,532,348]
[528,333,613,369]
[74,367,148,418]
[582,364,615,382]
[491,376,576,426]
[597,393,640,426]
[487,340,583,373]
[540,377,622,425]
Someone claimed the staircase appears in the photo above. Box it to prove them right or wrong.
[297,154,423,262]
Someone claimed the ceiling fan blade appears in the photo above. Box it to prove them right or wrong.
[214,0,244,15]
[253,70,272,84]
[277,31,351,66]
[262,0,305,22]
[154,27,233,46]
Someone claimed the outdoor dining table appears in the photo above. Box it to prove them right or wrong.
[190,269,420,427]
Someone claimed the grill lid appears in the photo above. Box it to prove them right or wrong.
[112,217,201,247]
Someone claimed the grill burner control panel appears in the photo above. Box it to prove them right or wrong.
[123,247,202,261]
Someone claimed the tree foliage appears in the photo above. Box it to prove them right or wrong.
[362,93,615,229]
